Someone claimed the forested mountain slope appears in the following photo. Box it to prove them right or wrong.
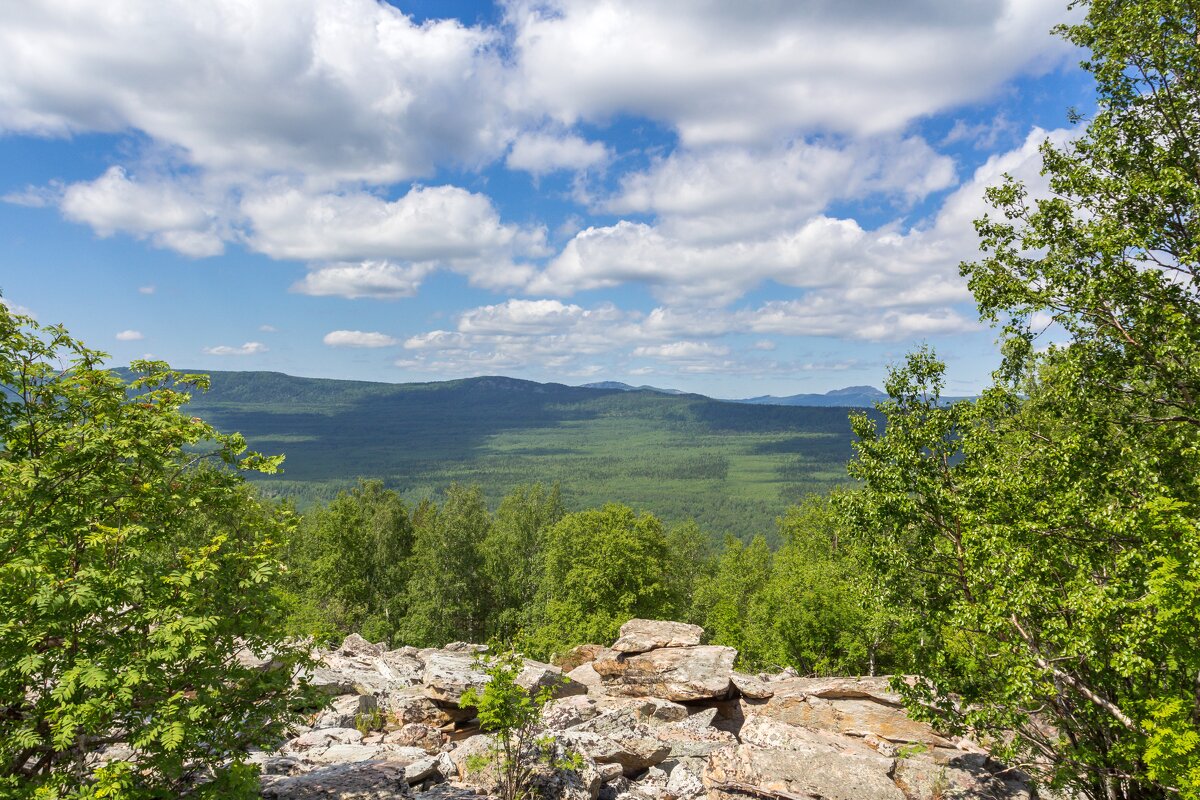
[180,371,865,539]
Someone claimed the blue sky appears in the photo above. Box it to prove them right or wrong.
[0,1,1091,398]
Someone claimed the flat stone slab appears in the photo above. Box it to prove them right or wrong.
[593,645,735,701]
[260,761,414,799]
[611,619,704,653]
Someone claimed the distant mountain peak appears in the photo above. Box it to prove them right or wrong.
[733,385,887,408]
[580,381,686,395]
[824,385,886,397]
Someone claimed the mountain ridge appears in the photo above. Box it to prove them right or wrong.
[169,369,869,540]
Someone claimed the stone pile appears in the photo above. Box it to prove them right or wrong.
[254,619,1034,800]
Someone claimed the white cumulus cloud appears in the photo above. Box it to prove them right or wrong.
[323,330,399,348]
[506,0,1074,144]
[506,131,610,175]
[115,329,143,341]
[203,341,268,356]
[292,261,434,300]
[633,341,731,360]
[0,0,512,182]
[60,167,225,257]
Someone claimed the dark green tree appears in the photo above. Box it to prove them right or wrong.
[0,305,313,799]
[284,480,413,645]
[481,484,564,643]
[763,497,908,677]
[524,504,678,659]
[662,521,716,624]
[841,4,1200,795]
[399,483,491,647]
[692,535,774,670]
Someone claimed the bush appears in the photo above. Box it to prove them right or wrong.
[460,652,579,800]
[0,305,315,798]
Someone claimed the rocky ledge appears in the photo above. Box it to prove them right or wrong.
[252,619,1032,800]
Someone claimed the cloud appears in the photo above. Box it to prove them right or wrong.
[744,298,977,340]
[507,0,1074,144]
[0,298,35,318]
[60,167,225,257]
[394,289,965,378]
[323,330,399,348]
[242,184,533,263]
[506,131,610,175]
[291,260,433,300]
[457,298,621,335]
[0,0,512,183]
[202,341,267,356]
[603,136,957,243]
[633,341,731,360]
[138,285,156,295]
[532,128,1066,310]
[391,127,1069,376]
[2,182,62,208]
[245,184,545,292]
[54,174,545,293]
[259,323,277,332]
[115,329,143,341]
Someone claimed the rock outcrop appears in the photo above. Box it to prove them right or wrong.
[252,619,1032,800]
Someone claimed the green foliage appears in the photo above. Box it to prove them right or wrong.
[764,496,908,676]
[0,304,315,798]
[481,484,565,643]
[662,521,717,623]
[692,499,906,676]
[353,708,385,736]
[840,5,1200,796]
[279,481,901,683]
[399,483,492,647]
[524,505,681,659]
[282,480,413,645]
[460,652,576,800]
[843,351,1200,800]
[693,536,774,669]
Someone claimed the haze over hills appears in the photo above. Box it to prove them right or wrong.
[579,381,895,408]
[576,381,948,409]
[179,370,875,541]
[579,381,689,395]
[734,385,889,407]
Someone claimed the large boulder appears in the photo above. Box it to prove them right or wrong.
[309,695,378,731]
[304,636,425,700]
[892,753,1034,800]
[593,646,735,702]
[653,710,737,760]
[705,743,904,800]
[704,717,905,800]
[555,644,610,671]
[729,673,772,700]
[519,660,589,700]
[384,723,447,754]
[558,730,671,776]
[610,620,704,654]
[260,761,414,800]
[423,651,586,706]
[596,696,690,725]
[568,661,605,689]
[544,694,602,730]
[760,677,954,747]
[421,652,490,705]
